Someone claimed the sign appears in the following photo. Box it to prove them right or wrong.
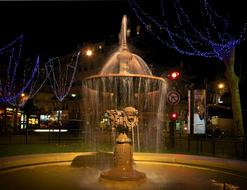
[188,89,206,134]
[193,89,206,134]
[167,90,180,105]
[188,90,191,134]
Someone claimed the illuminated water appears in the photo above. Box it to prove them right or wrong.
[82,15,167,152]
[0,160,245,190]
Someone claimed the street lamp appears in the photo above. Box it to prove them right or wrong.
[217,82,225,104]
[20,93,28,105]
[218,83,225,89]
[71,93,76,98]
[85,49,93,57]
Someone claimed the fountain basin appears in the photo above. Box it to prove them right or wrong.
[0,152,247,190]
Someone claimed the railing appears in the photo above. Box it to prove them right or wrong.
[0,129,246,160]
[173,135,247,160]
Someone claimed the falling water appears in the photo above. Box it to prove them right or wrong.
[82,15,168,152]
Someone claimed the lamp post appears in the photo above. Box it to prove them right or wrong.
[20,93,29,105]
[80,48,94,71]
[217,82,225,104]
[13,93,29,131]
[18,92,29,143]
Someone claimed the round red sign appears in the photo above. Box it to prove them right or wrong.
[167,91,180,105]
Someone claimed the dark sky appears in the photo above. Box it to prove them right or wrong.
[0,0,247,65]
[0,0,247,53]
[0,0,247,103]
[0,1,133,56]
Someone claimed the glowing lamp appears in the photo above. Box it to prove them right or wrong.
[169,112,178,120]
[86,49,93,57]
[168,71,180,80]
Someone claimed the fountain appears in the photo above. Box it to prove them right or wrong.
[82,15,167,154]
[82,14,169,181]
[82,15,167,181]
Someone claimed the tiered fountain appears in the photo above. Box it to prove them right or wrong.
[83,15,167,155]
[82,15,167,181]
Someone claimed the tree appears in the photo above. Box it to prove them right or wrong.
[223,49,244,136]
[45,50,80,128]
[128,0,246,136]
[0,35,40,132]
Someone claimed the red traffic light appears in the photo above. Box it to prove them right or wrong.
[168,71,180,80]
[169,112,178,120]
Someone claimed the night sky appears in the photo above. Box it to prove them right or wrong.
[0,0,247,80]
[0,1,246,55]
[0,1,132,57]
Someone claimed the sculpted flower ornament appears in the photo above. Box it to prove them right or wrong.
[106,107,139,133]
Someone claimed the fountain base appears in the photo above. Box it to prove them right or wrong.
[100,167,146,181]
[100,133,146,181]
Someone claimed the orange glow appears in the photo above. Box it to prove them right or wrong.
[86,49,93,57]
[218,83,224,89]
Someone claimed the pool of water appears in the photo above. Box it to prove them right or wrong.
[0,160,246,190]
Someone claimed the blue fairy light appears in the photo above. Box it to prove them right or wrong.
[128,0,247,60]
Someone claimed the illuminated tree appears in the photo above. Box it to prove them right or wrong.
[45,51,80,102]
[45,51,80,127]
[7,59,47,107]
[128,0,246,136]
[0,35,39,103]
[0,35,40,132]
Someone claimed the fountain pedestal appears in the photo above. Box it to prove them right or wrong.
[100,133,146,181]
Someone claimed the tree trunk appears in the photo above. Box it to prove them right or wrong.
[223,49,244,137]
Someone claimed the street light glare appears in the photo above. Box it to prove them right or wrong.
[218,83,224,89]
[171,72,177,78]
[168,71,180,80]
[172,113,177,118]
[169,112,178,120]
[86,49,93,57]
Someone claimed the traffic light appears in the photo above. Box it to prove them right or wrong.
[168,71,180,80]
[169,112,178,121]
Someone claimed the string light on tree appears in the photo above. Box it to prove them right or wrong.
[128,0,247,60]
[45,51,80,102]
[128,0,246,136]
[7,60,48,107]
[0,34,40,103]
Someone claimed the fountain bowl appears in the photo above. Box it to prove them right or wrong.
[1,152,247,190]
